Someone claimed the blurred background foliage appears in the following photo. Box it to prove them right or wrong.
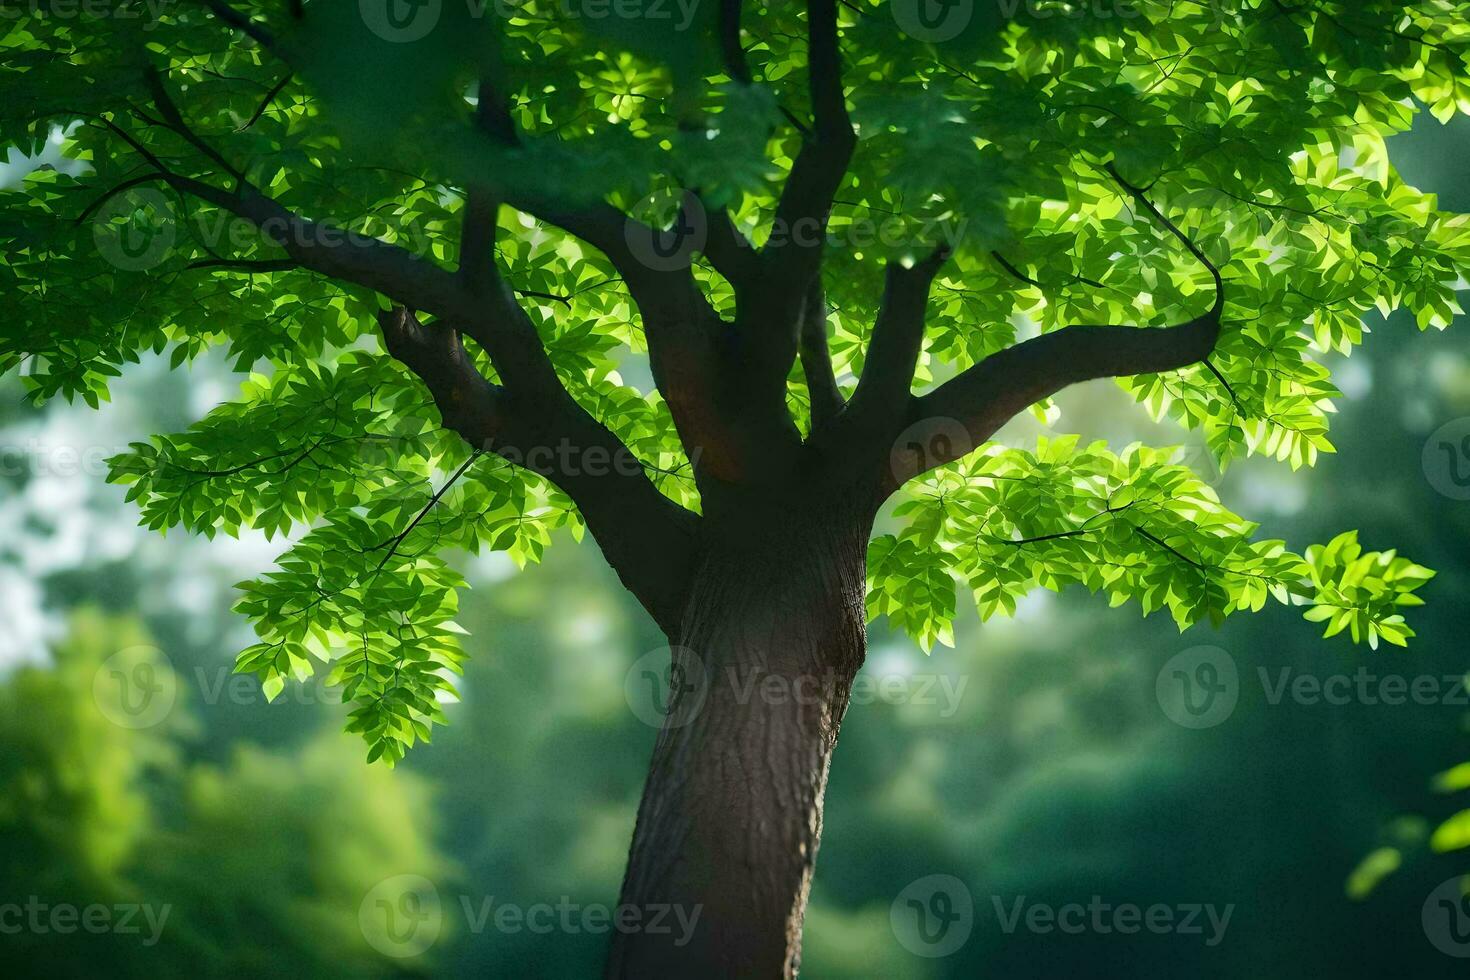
[2,111,1469,980]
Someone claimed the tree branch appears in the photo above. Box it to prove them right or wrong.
[1203,357,1245,413]
[516,196,714,321]
[74,173,172,225]
[377,308,509,448]
[168,171,472,316]
[92,98,467,318]
[805,0,851,140]
[514,193,743,480]
[799,275,843,431]
[895,172,1224,488]
[711,0,855,468]
[459,188,499,292]
[186,257,296,273]
[465,78,700,318]
[758,0,855,310]
[199,0,280,53]
[991,250,1105,291]
[720,0,752,84]
[379,310,700,635]
[144,67,246,185]
[473,73,519,145]
[462,83,742,489]
[845,245,951,435]
[97,91,702,630]
[701,204,760,286]
[1106,163,1225,314]
[238,72,292,131]
[367,450,486,577]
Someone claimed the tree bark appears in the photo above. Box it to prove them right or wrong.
[605,495,871,978]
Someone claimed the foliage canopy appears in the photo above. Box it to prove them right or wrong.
[2,0,1466,761]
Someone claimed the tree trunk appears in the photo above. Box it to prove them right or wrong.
[605,498,870,978]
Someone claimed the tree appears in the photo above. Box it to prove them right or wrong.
[2,1,1466,973]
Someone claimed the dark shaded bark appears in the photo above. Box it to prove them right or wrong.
[606,492,871,978]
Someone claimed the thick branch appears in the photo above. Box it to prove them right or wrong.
[457,282,570,413]
[467,85,708,323]
[186,257,295,273]
[798,276,843,431]
[466,72,707,318]
[378,308,508,446]
[516,197,716,322]
[527,195,742,475]
[720,0,751,83]
[434,195,705,593]
[165,172,471,316]
[379,305,700,633]
[896,173,1224,488]
[473,74,519,145]
[90,105,456,313]
[104,91,701,630]
[805,0,851,139]
[845,246,950,434]
[462,70,745,488]
[910,310,1220,464]
[716,0,855,466]
[759,0,855,306]
[457,81,615,413]
[740,0,858,352]
[701,205,760,286]
[459,188,498,291]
